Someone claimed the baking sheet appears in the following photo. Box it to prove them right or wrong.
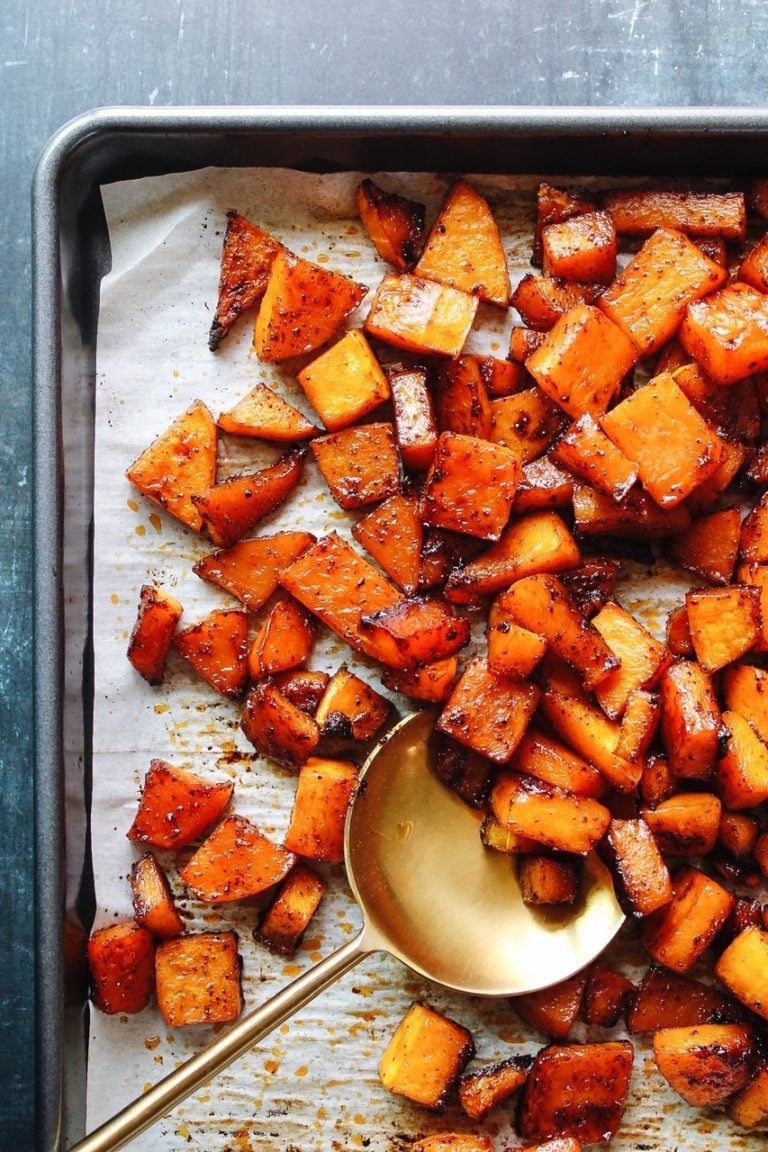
[89,163,765,1151]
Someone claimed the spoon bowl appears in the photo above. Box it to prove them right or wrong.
[71,710,625,1152]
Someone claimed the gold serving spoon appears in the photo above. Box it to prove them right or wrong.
[70,709,625,1151]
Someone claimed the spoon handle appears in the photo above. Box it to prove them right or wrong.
[69,931,369,1152]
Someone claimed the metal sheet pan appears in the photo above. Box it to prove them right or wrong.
[33,105,768,1152]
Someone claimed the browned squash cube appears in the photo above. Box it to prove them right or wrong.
[241,680,320,766]
[659,660,722,779]
[272,669,330,716]
[615,688,661,762]
[680,281,768,385]
[423,432,521,542]
[364,271,479,358]
[601,188,746,240]
[723,662,768,746]
[686,584,761,674]
[539,690,641,793]
[311,421,401,510]
[532,181,598,264]
[432,356,494,440]
[155,931,242,1026]
[582,965,636,1028]
[509,324,547,361]
[668,506,742,586]
[247,597,314,679]
[641,792,722,857]
[490,388,568,464]
[486,609,547,681]
[509,725,606,799]
[458,1056,528,1120]
[652,1023,754,1107]
[739,230,768,292]
[437,657,540,765]
[541,210,616,284]
[175,608,249,698]
[551,414,638,503]
[356,178,426,271]
[87,921,155,1015]
[511,274,601,331]
[736,562,768,649]
[126,399,217,533]
[360,596,471,670]
[382,657,459,704]
[127,584,183,685]
[470,353,526,398]
[314,666,391,743]
[626,965,743,1035]
[727,1062,768,1128]
[491,771,610,856]
[388,364,438,473]
[217,382,318,441]
[515,455,574,513]
[208,211,283,350]
[517,855,581,906]
[572,482,692,539]
[714,925,768,1022]
[297,329,390,432]
[352,489,423,595]
[716,709,768,809]
[717,811,759,859]
[179,814,295,904]
[130,853,184,938]
[193,531,315,613]
[591,601,669,720]
[641,866,734,973]
[605,818,672,918]
[127,759,234,850]
[192,447,306,548]
[517,1041,634,1145]
[255,862,327,956]
[284,756,359,863]
[378,1001,475,1111]
[512,971,589,1039]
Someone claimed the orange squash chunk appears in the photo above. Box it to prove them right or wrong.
[672,361,760,443]
[509,725,606,798]
[253,248,367,361]
[256,862,327,956]
[723,663,768,743]
[518,855,580,906]
[469,353,526,398]
[560,557,622,620]
[642,792,722,857]
[241,680,320,766]
[192,446,306,548]
[193,531,315,613]
[130,853,184,938]
[314,667,391,742]
[601,188,746,240]
[125,399,217,533]
[541,210,617,284]
[539,690,641,793]
[615,689,661,762]
[272,668,329,716]
[423,432,521,541]
[532,181,598,265]
[297,329,390,432]
[490,388,568,464]
[356,178,426,271]
[458,1056,528,1121]
[486,610,547,681]
[582,966,636,1028]
[509,325,547,362]
[127,584,183,685]
[382,656,458,704]
[87,922,155,1015]
[432,734,495,810]
[208,211,283,350]
[653,1024,754,1107]
[572,482,691,539]
[175,607,248,698]
[526,303,637,420]
[511,274,602,331]
[641,866,734,972]
[518,1042,634,1145]
[364,271,478,357]
[311,422,401,510]
[179,813,295,903]
[740,490,768,563]
[127,759,234,849]
[155,932,242,1026]
[687,439,748,515]
[387,364,438,472]
[728,1063,768,1129]
[659,660,721,779]
[668,507,741,585]
[591,601,669,719]
[217,383,318,441]
[432,356,494,440]
[246,596,314,679]
[551,415,638,502]
[715,925,768,1022]
[739,231,768,292]
[626,965,743,1034]
[601,372,724,508]
[378,1001,475,1111]
[685,584,761,673]
[284,756,359,863]
[598,228,727,358]
[352,489,423,594]
[438,657,540,764]
[360,596,470,671]
[414,178,510,307]
[605,818,672,917]
[717,709,768,810]
[490,771,611,855]
[680,281,768,385]
[511,971,588,1038]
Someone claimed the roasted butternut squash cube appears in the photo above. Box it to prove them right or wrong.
[486,609,547,681]
[641,866,734,973]
[512,972,589,1039]
[175,607,249,698]
[668,507,741,586]
[378,1001,475,1111]
[601,372,724,509]
[253,248,367,361]
[470,353,526,398]
[387,364,438,472]
[539,690,641,793]
[517,1041,634,1145]
[437,658,539,765]
[582,965,636,1028]
[490,388,568,464]
[515,454,574,512]
[255,862,327,956]
[509,725,606,798]
[361,596,470,671]
[739,231,768,292]
[217,383,318,441]
[297,329,390,432]
[130,853,184,938]
[127,759,234,850]
[458,1056,528,1121]
[382,657,458,704]
[652,1024,754,1107]
[208,211,283,350]
[541,210,616,284]
[615,689,661,762]
[626,965,743,1034]
[641,793,722,857]
[680,281,768,385]
[310,422,401,509]
[356,178,426,271]
[432,733,495,810]
[193,531,315,613]
[639,754,676,809]
[179,814,295,904]
[414,178,510,307]
[687,439,748,515]
[314,666,391,743]
[532,181,598,265]
[432,356,494,440]
[272,668,330,716]
[509,324,547,361]
[666,604,694,658]
[572,482,692,539]
[155,931,242,1026]
[192,447,306,548]
[241,680,320,766]
[87,921,155,1015]
[723,662,768,746]
[740,490,768,563]
[518,854,581,906]
[601,188,746,240]
[247,596,314,679]
[127,584,183,685]
[526,304,637,421]
[685,585,761,673]
[284,756,359,863]
[490,771,611,856]
[597,228,728,357]
[736,562,768,650]
[126,399,217,533]
[423,433,521,542]
[717,811,759,859]
[717,709,768,809]
[672,360,760,443]
[444,511,581,605]
[512,274,602,332]
[364,271,478,358]
[714,925,768,1021]
[659,660,722,779]
[551,414,638,503]
[605,818,672,918]
[352,490,423,595]
[727,1061,768,1128]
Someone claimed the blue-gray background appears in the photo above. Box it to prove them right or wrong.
[3,0,767,1144]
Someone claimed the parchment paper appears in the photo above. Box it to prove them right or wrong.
[89,166,764,1151]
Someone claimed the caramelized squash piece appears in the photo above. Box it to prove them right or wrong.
[737,562,768,649]
[255,862,327,956]
[364,271,479,358]
[126,399,217,533]
[491,771,611,855]
[180,813,295,903]
[509,725,606,798]
[641,866,734,973]
[512,971,588,1038]
[490,388,567,464]
[541,210,616,284]
[193,447,306,548]
[728,1062,768,1129]
[437,657,540,764]
[512,274,602,331]
[653,1024,754,1107]
[272,668,330,716]
[378,1001,475,1111]
[356,178,426,271]
[432,356,494,440]
[515,454,574,512]
[486,609,547,681]
[284,756,359,863]
[714,925,768,1021]
[459,1056,528,1120]
[311,421,401,510]
[668,507,741,585]
[130,852,184,938]
[127,759,234,850]
[739,491,768,563]
[642,792,721,857]
[155,931,242,1026]
[539,690,641,793]
[470,353,526,398]
[193,531,315,613]
[722,662,768,746]
[387,364,438,472]
[685,584,761,672]
[382,657,458,704]
[602,188,746,239]
[518,1042,634,1145]
[297,329,390,432]
[432,734,495,810]
[572,482,692,539]
[247,596,314,679]
[680,281,768,385]
[551,414,638,503]
[582,965,636,1028]
[605,818,672,918]
[352,490,423,595]
[739,230,768,292]
[716,709,768,809]
[626,965,744,1034]
[241,679,320,766]
[254,248,367,361]
[361,596,470,671]
[518,854,580,905]
[509,324,547,362]
[217,382,318,441]
[591,601,668,719]
[175,607,249,698]
[423,432,521,542]
[659,660,722,780]
[127,584,183,685]
[314,666,391,742]
[414,178,510,307]
[208,211,283,349]
[87,921,155,1015]
[672,360,760,443]
[615,689,660,762]
[532,181,598,265]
